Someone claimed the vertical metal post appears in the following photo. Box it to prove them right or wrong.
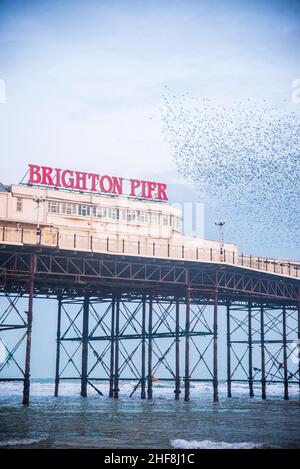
[184,272,190,402]
[147,295,153,399]
[298,299,300,400]
[109,296,115,398]
[226,301,232,398]
[175,295,180,400]
[141,294,146,399]
[23,253,36,406]
[282,305,288,400]
[260,305,266,400]
[81,294,89,397]
[248,302,254,397]
[114,295,120,398]
[54,295,62,397]
[213,287,219,403]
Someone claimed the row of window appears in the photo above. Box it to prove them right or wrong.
[48,201,181,228]
[16,198,23,211]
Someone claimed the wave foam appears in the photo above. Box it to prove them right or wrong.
[0,380,299,400]
[0,437,45,447]
[171,439,262,449]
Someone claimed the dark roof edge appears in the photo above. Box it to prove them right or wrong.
[0,183,11,192]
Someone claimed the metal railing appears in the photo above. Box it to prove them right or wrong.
[0,225,299,278]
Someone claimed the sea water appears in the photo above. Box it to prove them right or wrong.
[0,380,299,448]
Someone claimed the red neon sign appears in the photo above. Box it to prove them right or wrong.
[27,164,168,201]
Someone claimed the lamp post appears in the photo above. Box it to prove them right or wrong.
[215,219,226,255]
[32,196,45,245]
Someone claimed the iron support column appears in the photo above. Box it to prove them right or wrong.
[282,305,288,400]
[141,294,146,399]
[184,277,191,402]
[81,294,89,397]
[23,253,36,406]
[54,295,62,397]
[248,302,254,397]
[213,287,219,403]
[298,299,300,400]
[147,295,153,399]
[226,301,232,398]
[109,296,115,398]
[175,295,180,400]
[114,295,120,398]
[260,305,266,400]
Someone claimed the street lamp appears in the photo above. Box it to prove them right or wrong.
[215,219,226,254]
[32,196,45,244]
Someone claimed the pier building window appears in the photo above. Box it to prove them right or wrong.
[119,209,127,221]
[16,197,23,212]
[61,203,76,215]
[150,212,160,225]
[78,205,90,216]
[175,218,181,230]
[127,210,136,222]
[48,201,60,214]
[93,206,104,218]
[109,208,119,220]
[135,211,147,223]
[162,215,169,226]
[49,200,178,228]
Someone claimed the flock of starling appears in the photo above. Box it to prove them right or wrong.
[162,93,300,256]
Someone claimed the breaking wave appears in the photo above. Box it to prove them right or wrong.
[0,437,46,447]
[171,439,264,449]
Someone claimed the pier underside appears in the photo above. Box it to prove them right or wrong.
[0,246,299,404]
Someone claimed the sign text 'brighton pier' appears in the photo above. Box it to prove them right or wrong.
[27,164,168,201]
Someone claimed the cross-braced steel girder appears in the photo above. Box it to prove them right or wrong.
[0,246,299,405]
[0,291,29,381]
[0,247,299,303]
[52,289,217,401]
[227,302,299,399]
[0,254,35,405]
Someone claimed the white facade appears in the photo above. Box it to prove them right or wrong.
[0,183,237,259]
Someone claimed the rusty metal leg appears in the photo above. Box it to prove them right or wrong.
[141,294,146,399]
[184,286,190,402]
[260,305,266,400]
[81,294,89,397]
[147,295,153,399]
[175,295,180,400]
[54,295,62,397]
[213,288,219,403]
[282,305,288,400]
[113,296,120,398]
[109,296,115,398]
[23,254,35,406]
[248,302,254,397]
[226,301,232,398]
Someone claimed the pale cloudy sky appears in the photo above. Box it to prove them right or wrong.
[0,0,299,184]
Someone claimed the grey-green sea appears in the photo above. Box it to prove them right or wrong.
[0,380,300,449]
